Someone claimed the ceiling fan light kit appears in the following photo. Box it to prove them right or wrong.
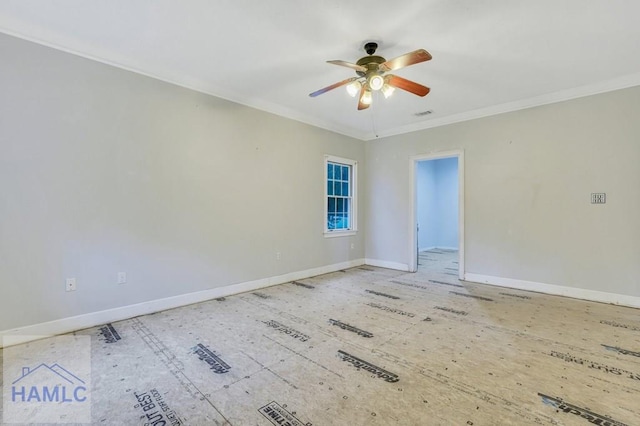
[382,80,395,98]
[309,42,432,110]
[346,80,362,97]
[361,89,373,105]
[368,74,384,91]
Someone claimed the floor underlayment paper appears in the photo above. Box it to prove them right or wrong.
[1,250,639,425]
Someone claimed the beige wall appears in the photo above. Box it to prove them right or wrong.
[365,86,640,298]
[2,31,639,333]
[0,34,365,331]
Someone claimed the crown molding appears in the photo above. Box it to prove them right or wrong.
[3,28,639,142]
[0,28,369,141]
[368,72,640,140]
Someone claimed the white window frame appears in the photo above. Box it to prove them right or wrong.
[324,155,357,237]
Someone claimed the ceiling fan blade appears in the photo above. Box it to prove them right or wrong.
[357,84,370,110]
[379,49,432,72]
[327,60,367,73]
[386,75,430,97]
[309,77,359,97]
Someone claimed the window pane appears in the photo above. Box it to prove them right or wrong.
[333,214,342,229]
[328,197,336,213]
[325,158,355,233]
[328,214,335,230]
[339,214,348,229]
[340,214,349,229]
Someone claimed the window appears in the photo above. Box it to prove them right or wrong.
[325,155,357,236]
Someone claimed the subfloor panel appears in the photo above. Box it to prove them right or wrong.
[2,251,639,425]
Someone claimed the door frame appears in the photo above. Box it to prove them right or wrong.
[408,149,465,279]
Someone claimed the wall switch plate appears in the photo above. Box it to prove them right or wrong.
[117,272,127,284]
[66,278,77,292]
[350,243,355,250]
[276,252,281,260]
[591,193,606,204]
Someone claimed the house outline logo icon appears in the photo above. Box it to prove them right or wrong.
[11,363,88,403]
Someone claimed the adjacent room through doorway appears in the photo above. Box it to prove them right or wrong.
[411,152,464,277]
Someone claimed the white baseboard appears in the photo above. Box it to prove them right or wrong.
[465,273,640,309]
[365,258,410,272]
[0,258,365,348]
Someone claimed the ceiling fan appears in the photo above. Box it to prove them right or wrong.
[309,42,432,110]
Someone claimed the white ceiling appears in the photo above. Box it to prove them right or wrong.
[2,1,640,140]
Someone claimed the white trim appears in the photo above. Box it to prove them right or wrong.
[365,73,640,140]
[0,258,365,348]
[323,231,356,238]
[0,28,368,141]
[465,273,640,309]
[365,258,410,272]
[4,28,640,142]
[409,150,465,279]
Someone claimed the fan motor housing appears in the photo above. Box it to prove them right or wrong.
[355,55,386,76]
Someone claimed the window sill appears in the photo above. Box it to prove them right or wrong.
[323,230,357,238]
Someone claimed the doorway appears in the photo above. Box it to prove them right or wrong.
[409,150,464,278]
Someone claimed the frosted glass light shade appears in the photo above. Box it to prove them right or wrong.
[361,90,372,105]
[382,83,395,98]
[346,81,362,97]
[369,75,384,91]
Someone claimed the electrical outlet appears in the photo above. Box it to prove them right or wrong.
[117,272,127,284]
[350,243,355,250]
[66,278,77,292]
[276,251,281,260]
